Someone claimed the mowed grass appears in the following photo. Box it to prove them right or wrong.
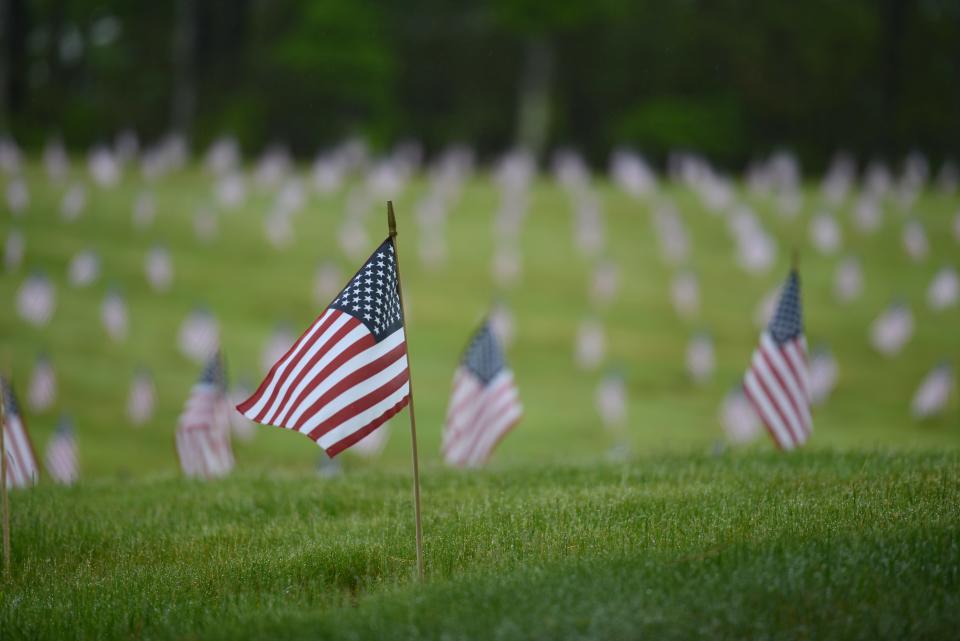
[0,160,958,478]
[1,451,958,640]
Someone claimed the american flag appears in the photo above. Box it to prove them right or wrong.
[237,238,409,457]
[742,268,813,450]
[2,377,40,489]
[45,414,78,485]
[176,352,234,479]
[442,321,522,467]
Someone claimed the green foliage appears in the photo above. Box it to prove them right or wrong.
[3,0,960,164]
[0,452,958,639]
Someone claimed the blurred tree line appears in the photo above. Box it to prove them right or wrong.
[1,0,958,168]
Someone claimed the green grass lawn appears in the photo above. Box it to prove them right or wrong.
[0,162,958,478]
[1,451,958,640]
[1,162,959,638]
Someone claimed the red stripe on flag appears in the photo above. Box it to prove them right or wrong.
[307,367,411,441]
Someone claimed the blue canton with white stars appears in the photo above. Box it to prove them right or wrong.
[768,270,804,344]
[1,376,21,418]
[462,321,506,385]
[329,238,404,342]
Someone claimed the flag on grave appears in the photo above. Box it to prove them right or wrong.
[1,377,39,489]
[742,268,813,450]
[442,320,522,467]
[45,414,78,486]
[175,352,234,479]
[237,237,410,457]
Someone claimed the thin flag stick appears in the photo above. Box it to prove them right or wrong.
[387,200,425,580]
[0,375,10,579]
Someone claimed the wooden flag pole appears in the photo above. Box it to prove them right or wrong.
[387,200,425,580]
[0,375,10,579]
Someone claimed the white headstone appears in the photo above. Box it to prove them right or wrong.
[808,347,839,406]
[809,213,842,254]
[869,303,913,357]
[101,289,128,342]
[133,190,156,229]
[68,249,100,287]
[902,220,929,262]
[314,261,344,306]
[927,267,959,311]
[488,301,516,349]
[911,363,953,420]
[670,271,700,319]
[4,228,24,271]
[145,245,173,292]
[127,369,156,426]
[178,308,219,363]
[5,177,29,215]
[686,333,715,384]
[17,272,56,326]
[834,256,864,303]
[595,373,628,429]
[575,319,605,371]
[60,183,87,222]
[261,324,295,374]
[719,387,761,444]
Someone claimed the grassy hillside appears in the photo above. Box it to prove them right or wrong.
[0,162,958,479]
[1,452,957,640]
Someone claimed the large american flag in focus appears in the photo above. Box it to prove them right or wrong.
[442,320,522,467]
[742,269,812,450]
[2,376,39,489]
[237,238,409,457]
[176,352,234,478]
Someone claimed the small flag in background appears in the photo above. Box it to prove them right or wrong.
[176,352,234,479]
[442,320,522,468]
[45,414,78,485]
[2,376,40,489]
[742,268,813,450]
[237,238,410,457]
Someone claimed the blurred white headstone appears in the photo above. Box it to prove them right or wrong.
[686,333,715,384]
[609,149,657,199]
[936,160,958,195]
[911,363,954,420]
[68,248,100,287]
[653,203,689,265]
[590,260,619,307]
[127,369,156,426]
[575,319,605,371]
[927,266,959,311]
[261,323,295,374]
[4,228,24,271]
[595,372,628,429]
[216,172,247,210]
[314,261,344,305]
[254,145,290,189]
[43,138,70,182]
[204,136,240,176]
[28,354,57,412]
[488,301,516,349]
[17,272,56,326]
[5,177,29,215]
[312,154,346,194]
[670,271,700,319]
[228,381,257,441]
[101,288,128,342]
[88,146,120,187]
[869,303,913,357]
[719,386,761,444]
[0,136,21,175]
[492,244,522,288]
[808,346,839,406]
[821,153,855,206]
[133,190,156,229]
[193,207,219,243]
[902,220,929,261]
[809,213,842,254]
[852,195,883,233]
[337,219,369,260]
[834,256,864,303]
[350,421,390,458]
[60,183,87,222]
[145,245,173,292]
[178,308,219,363]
